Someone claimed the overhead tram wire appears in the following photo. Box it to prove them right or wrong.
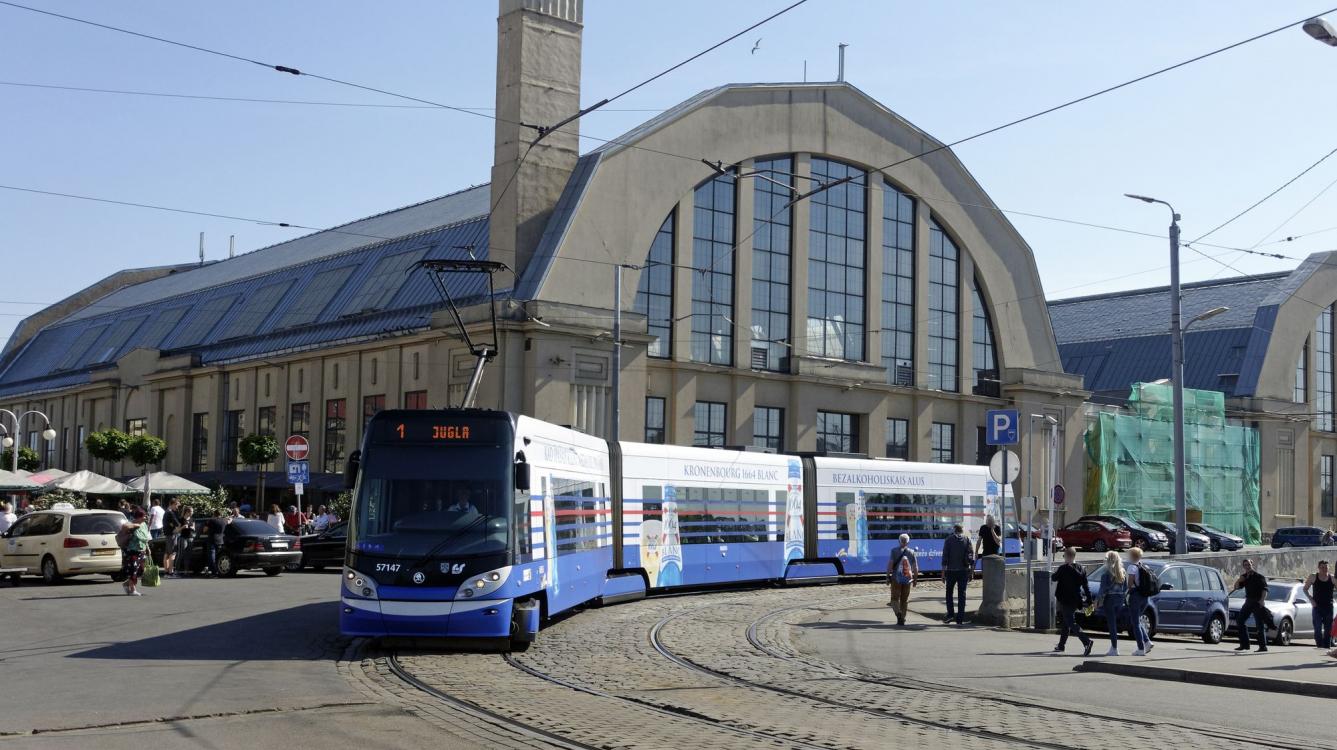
[1185,144,1337,249]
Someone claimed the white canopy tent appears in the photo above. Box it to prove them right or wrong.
[0,469,41,491]
[42,470,135,495]
[126,472,211,496]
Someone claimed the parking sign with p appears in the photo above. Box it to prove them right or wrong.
[986,409,1020,446]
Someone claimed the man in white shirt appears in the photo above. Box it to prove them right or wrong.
[0,501,16,535]
[148,499,165,539]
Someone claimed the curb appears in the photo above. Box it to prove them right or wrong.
[1073,659,1337,699]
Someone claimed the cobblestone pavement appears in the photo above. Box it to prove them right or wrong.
[345,582,1331,749]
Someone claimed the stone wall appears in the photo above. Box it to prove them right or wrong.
[1176,547,1334,583]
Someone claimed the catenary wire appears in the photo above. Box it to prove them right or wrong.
[1187,144,1337,246]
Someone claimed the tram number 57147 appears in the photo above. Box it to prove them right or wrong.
[375,563,402,573]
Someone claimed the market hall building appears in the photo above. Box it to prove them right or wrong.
[0,0,1086,503]
[1050,249,1337,535]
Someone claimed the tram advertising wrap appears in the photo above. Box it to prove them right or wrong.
[342,409,1014,649]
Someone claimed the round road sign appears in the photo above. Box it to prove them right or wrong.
[988,449,1021,485]
[285,435,310,462]
[1053,484,1067,506]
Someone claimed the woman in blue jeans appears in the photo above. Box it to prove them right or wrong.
[1097,550,1129,656]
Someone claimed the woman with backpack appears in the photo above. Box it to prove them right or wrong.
[1096,550,1129,656]
[1125,547,1156,656]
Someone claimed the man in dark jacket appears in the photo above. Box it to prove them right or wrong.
[941,524,974,625]
[1050,547,1094,656]
[1233,559,1272,652]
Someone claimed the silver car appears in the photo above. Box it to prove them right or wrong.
[1226,580,1317,646]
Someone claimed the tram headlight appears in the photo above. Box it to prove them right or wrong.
[343,567,378,600]
[455,565,511,600]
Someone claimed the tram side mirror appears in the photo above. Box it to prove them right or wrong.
[514,460,531,492]
[344,450,361,490]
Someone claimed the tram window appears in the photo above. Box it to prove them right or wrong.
[774,490,787,542]
[551,477,602,553]
[514,488,531,557]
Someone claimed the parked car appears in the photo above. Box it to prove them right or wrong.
[1005,522,1064,555]
[291,520,346,571]
[1186,523,1244,552]
[1077,514,1169,551]
[1270,526,1327,548]
[1058,520,1132,552]
[150,518,301,576]
[0,506,125,584]
[1082,560,1230,644]
[1226,580,1314,646]
[1139,520,1209,552]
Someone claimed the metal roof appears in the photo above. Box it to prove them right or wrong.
[1058,328,1253,398]
[0,214,491,397]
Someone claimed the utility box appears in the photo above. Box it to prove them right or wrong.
[1033,570,1055,631]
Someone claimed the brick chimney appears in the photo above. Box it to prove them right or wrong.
[490,0,583,289]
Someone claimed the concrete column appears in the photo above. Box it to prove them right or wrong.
[672,370,697,446]
[733,160,755,370]
[959,253,976,397]
[913,200,933,390]
[671,194,695,364]
[865,178,885,370]
[732,376,754,446]
[790,154,812,361]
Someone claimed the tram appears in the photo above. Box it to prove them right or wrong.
[340,409,1012,649]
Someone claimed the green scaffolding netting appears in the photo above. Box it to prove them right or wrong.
[1084,382,1261,544]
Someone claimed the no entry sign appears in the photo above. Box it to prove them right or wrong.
[285,435,310,462]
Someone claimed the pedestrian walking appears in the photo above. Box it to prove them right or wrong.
[942,524,974,625]
[886,534,918,626]
[976,514,1001,558]
[119,508,151,596]
[1096,550,1128,656]
[265,503,285,532]
[313,505,332,532]
[0,501,16,535]
[1231,559,1272,652]
[1305,560,1334,649]
[1124,547,1156,656]
[161,499,181,575]
[1050,547,1094,656]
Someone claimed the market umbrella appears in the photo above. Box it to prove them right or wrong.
[27,468,69,485]
[0,469,40,491]
[14,469,32,477]
[126,471,211,496]
[42,469,135,495]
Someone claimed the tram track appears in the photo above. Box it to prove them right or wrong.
[734,594,1313,750]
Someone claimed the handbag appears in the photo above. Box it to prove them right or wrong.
[142,554,161,587]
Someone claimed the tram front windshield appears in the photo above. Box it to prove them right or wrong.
[352,445,510,558]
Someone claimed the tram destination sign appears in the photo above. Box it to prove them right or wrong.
[370,414,502,445]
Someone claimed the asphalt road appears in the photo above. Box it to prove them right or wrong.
[0,569,477,749]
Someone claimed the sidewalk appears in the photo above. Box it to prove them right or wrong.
[897,581,1337,698]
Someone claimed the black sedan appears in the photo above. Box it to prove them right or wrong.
[1139,520,1209,552]
[291,521,346,571]
[1186,523,1244,552]
[1077,514,1169,551]
[152,518,301,576]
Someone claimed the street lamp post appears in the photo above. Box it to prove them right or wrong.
[0,409,57,473]
[1124,194,1189,555]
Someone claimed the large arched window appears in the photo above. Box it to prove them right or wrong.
[750,157,793,371]
[807,158,866,360]
[633,212,675,358]
[882,181,914,386]
[691,173,736,365]
[971,277,999,397]
[926,219,959,392]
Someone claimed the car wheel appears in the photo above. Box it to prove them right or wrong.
[1093,540,1108,552]
[40,556,62,585]
[217,553,238,577]
[1282,542,1294,548]
[1276,617,1293,646]
[311,564,325,572]
[1138,609,1156,640]
[1203,613,1225,644]
[285,560,304,572]
[264,567,283,577]
[1210,540,1220,552]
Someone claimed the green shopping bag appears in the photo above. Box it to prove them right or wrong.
[142,555,161,587]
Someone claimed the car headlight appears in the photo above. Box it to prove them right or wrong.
[343,567,378,599]
[455,566,511,600]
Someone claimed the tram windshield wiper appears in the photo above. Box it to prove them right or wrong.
[410,513,492,569]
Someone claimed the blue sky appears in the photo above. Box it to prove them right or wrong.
[4,1,1337,343]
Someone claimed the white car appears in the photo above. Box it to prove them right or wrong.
[0,506,125,584]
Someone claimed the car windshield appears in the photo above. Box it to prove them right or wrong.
[69,513,124,535]
[1229,586,1293,602]
[350,444,510,558]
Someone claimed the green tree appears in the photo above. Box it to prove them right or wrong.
[0,446,40,472]
[239,434,281,512]
[331,490,352,522]
[127,434,169,507]
[84,429,131,474]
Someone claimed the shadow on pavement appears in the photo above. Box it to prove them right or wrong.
[68,601,341,661]
[798,619,929,632]
[1255,661,1337,671]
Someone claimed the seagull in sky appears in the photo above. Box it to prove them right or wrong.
[751,37,762,54]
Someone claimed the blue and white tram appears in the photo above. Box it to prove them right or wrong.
[340,409,1007,649]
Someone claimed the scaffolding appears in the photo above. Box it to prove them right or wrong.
[1084,382,1261,544]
